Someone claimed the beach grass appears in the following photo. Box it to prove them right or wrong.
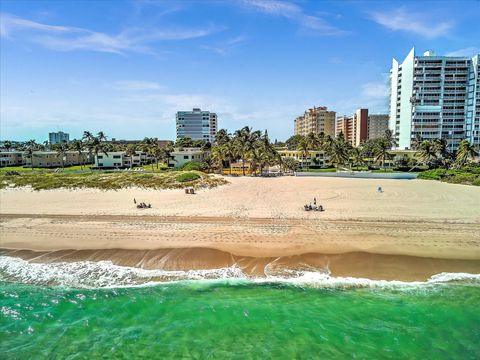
[417,166,480,186]
[0,168,227,190]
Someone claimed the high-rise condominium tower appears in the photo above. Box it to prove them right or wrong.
[294,106,336,137]
[49,131,70,145]
[176,108,217,143]
[390,48,480,150]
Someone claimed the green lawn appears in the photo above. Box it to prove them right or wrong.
[0,169,227,190]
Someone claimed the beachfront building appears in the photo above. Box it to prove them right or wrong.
[277,149,327,169]
[390,48,480,150]
[294,106,336,137]
[94,151,153,169]
[0,151,24,167]
[49,131,70,145]
[168,148,207,168]
[24,151,92,168]
[367,114,389,140]
[176,108,217,143]
[336,109,389,146]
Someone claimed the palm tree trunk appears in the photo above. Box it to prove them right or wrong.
[242,156,245,176]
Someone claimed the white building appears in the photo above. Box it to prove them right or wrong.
[390,48,480,150]
[168,148,207,168]
[176,108,217,143]
[94,151,152,169]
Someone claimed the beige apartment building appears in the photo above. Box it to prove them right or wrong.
[294,106,336,137]
[0,152,24,167]
[24,151,93,168]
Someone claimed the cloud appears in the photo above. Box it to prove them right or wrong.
[369,8,453,38]
[239,0,347,35]
[361,82,389,99]
[110,80,165,91]
[201,35,246,55]
[446,47,479,57]
[0,13,223,54]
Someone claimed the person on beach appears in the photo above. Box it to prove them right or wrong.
[314,197,317,205]
[134,198,137,204]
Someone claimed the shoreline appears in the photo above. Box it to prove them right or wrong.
[2,248,480,282]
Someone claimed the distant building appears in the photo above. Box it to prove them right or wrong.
[389,48,480,150]
[49,131,70,145]
[0,151,24,167]
[294,106,336,137]
[367,114,389,140]
[176,108,217,143]
[110,139,171,148]
[336,109,389,146]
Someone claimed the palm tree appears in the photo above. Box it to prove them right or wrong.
[215,129,230,146]
[124,144,137,169]
[3,141,12,152]
[412,133,423,150]
[384,129,396,149]
[211,145,228,173]
[455,139,478,168]
[87,137,108,165]
[326,138,349,168]
[70,140,85,169]
[24,139,37,169]
[297,138,310,168]
[233,126,261,175]
[417,140,437,168]
[97,131,107,142]
[373,138,392,170]
[54,141,68,169]
[350,147,366,170]
[306,132,320,150]
[83,131,94,141]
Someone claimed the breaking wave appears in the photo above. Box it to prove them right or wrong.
[1,255,479,289]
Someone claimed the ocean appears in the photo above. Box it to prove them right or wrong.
[1,256,479,359]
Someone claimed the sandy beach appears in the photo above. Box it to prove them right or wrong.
[1,176,480,279]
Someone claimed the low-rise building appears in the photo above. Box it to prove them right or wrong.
[0,151,24,167]
[168,148,206,168]
[24,151,92,168]
[94,151,153,169]
[277,149,327,168]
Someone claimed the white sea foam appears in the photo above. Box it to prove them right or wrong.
[0,255,479,289]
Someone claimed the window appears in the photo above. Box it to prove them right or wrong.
[97,155,103,159]
[99,163,103,167]
[113,155,121,159]
[184,155,189,159]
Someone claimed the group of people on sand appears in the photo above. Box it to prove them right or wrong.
[134,198,151,209]
[304,197,324,212]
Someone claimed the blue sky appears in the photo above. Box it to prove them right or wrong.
[1,0,479,142]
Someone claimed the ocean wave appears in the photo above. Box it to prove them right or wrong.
[1,255,479,289]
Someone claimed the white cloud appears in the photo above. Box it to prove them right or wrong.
[446,47,479,57]
[201,35,246,55]
[239,0,347,35]
[0,13,223,54]
[361,82,389,98]
[110,80,165,91]
[369,8,453,38]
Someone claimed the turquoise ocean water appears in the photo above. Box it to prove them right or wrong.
[1,256,480,359]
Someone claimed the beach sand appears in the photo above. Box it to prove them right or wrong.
[1,176,480,280]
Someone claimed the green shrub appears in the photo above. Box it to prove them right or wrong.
[4,170,20,176]
[180,161,205,171]
[175,172,200,183]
